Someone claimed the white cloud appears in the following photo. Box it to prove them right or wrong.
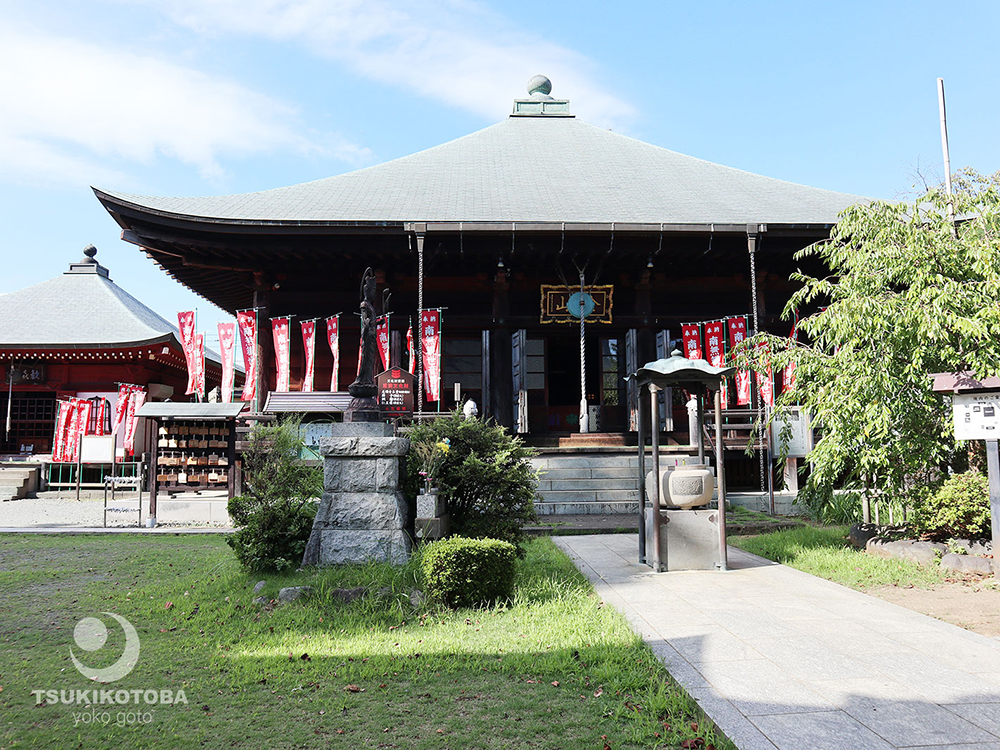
[0,25,370,187]
[144,0,635,128]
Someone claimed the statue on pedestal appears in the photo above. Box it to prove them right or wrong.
[346,267,390,422]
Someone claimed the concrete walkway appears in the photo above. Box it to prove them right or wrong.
[555,534,1000,750]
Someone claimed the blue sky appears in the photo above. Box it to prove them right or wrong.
[2,0,999,353]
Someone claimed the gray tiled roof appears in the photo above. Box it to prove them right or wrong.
[97,116,865,226]
[0,266,179,348]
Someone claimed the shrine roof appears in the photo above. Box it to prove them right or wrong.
[0,247,222,365]
[94,85,866,230]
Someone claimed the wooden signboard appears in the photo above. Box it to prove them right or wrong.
[377,368,415,417]
[7,362,46,384]
[539,285,613,324]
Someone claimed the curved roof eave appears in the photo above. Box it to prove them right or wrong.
[95,116,867,233]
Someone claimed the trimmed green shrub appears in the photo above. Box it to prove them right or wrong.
[405,410,539,548]
[420,536,518,608]
[228,499,317,571]
[910,471,990,541]
[227,416,323,571]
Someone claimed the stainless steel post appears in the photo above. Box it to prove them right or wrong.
[650,384,663,572]
[637,383,646,564]
[715,388,728,571]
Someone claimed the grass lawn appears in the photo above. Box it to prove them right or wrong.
[0,535,731,750]
[730,525,950,590]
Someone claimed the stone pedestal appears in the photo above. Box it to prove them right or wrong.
[644,508,721,571]
[415,488,449,540]
[301,422,411,566]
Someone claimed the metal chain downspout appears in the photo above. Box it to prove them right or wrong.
[748,228,766,505]
[416,232,424,421]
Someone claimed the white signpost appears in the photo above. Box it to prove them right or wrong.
[944,385,1000,563]
[770,407,813,493]
[953,393,1000,441]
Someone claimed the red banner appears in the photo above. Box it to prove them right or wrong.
[56,398,92,463]
[237,311,258,403]
[377,316,390,371]
[301,320,316,392]
[421,310,441,402]
[177,311,198,395]
[52,401,74,462]
[681,324,703,360]
[326,316,340,391]
[272,317,291,392]
[727,316,752,406]
[192,333,205,398]
[757,341,775,409]
[704,320,727,403]
[112,384,134,434]
[406,322,415,375]
[782,318,798,393]
[217,322,237,403]
[122,390,146,455]
[704,322,724,367]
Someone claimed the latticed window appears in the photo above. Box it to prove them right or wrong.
[0,392,57,453]
[601,338,620,406]
[85,396,112,435]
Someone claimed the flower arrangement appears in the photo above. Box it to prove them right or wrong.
[412,437,450,493]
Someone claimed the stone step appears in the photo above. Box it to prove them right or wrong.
[534,500,638,515]
[539,477,638,491]
[538,467,640,480]
[531,454,698,471]
[535,488,639,503]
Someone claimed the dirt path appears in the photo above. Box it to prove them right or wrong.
[870,579,1000,638]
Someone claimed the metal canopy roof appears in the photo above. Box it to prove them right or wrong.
[632,350,736,388]
[95,110,865,229]
[136,402,247,420]
[263,391,353,414]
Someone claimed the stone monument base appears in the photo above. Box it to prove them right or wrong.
[302,422,412,566]
[644,507,721,571]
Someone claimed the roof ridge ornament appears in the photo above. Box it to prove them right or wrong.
[512,75,573,118]
[66,244,110,279]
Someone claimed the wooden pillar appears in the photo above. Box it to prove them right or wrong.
[636,269,655,362]
[390,330,402,369]
[253,281,271,413]
[491,269,513,430]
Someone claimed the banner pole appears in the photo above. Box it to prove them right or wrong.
[437,308,442,413]
[5,361,13,441]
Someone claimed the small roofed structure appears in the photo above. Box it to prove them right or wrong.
[0,246,233,457]
[633,350,734,572]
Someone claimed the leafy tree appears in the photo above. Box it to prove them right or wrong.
[740,171,1000,515]
[405,410,539,549]
[227,416,323,570]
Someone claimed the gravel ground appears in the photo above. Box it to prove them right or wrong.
[0,497,224,528]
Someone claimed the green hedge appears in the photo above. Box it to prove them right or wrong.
[420,536,518,608]
[911,471,990,541]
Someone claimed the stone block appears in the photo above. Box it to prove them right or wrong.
[415,514,450,540]
[643,508,721,571]
[941,552,994,576]
[320,437,409,457]
[866,539,946,565]
[375,458,399,491]
[416,491,446,518]
[278,586,313,603]
[313,492,408,529]
[849,523,881,549]
[316,529,411,565]
[331,422,394,438]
